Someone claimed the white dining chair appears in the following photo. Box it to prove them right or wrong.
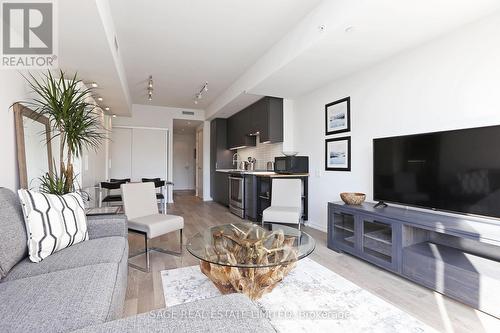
[122,182,184,272]
[262,178,303,229]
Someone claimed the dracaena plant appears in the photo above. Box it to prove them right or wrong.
[23,70,106,194]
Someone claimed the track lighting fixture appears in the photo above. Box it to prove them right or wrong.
[193,82,208,104]
[147,75,154,101]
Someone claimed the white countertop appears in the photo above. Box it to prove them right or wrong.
[215,169,275,175]
[216,169,309,177]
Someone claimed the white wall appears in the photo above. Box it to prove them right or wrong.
[282,99,295,152]
[293,13,500,231]
[0,71,31,190]
[202,120,211,201]
[113,104,206,201]
[173,132,196,190]
[78,108,111,191]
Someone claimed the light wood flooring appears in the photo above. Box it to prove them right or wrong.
[124,191,500,333]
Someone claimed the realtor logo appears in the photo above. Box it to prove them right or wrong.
[1,0,58,68]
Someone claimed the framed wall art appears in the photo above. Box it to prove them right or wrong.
[325,136,351,171]
[325,97,350,135]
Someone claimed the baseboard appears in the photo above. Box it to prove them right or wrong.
[305,221,327,233]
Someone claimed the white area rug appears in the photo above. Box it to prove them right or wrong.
[161,258,437,333]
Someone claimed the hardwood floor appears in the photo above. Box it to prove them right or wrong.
[125,192,500,333]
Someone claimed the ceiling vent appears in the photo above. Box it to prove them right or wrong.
[182,111,195,116]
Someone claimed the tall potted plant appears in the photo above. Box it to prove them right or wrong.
[23,70,105,194]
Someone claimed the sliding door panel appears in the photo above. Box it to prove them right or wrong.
[109,127,132,179]
[131,128,167,180]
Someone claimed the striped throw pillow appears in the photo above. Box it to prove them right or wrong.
[18,190,89,262]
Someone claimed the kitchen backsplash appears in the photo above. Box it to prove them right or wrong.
[237,136,283,170]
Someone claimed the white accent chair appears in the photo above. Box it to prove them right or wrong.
[122,182,184,272]
[262,179,303,229]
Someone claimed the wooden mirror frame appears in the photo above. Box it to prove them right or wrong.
[13,103,53,189]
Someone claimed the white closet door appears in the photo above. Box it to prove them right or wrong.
[109,127,132,179]
[131,128,167,180]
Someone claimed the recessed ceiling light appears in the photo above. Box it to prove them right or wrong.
[194,100,198,105]
[318,24,326,32]
[112,114,117,118]
[344,26,354,33]
[97,96,103,102]
[104,107,110,111]
[91,82,98,88]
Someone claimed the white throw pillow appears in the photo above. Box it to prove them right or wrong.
[18,189,89,262]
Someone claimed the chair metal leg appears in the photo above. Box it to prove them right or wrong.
[149,228,182,256]
[128,231,151,273]
[128,229,182,273]
[145,237,150,270]
[180,229,183,253]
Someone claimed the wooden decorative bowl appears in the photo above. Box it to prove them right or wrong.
[340,192,366,205]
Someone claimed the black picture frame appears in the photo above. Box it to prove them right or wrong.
[325,136,351,171]
[325,97,350,135]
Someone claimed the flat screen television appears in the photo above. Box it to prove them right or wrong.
[373,125,500,219]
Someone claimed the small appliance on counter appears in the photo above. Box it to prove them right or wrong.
[247,157,257,171]
[274,155,309,174]
[266,161,274,171]
[239,161,248,170]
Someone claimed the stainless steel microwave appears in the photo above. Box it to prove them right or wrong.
[274,156,309,174]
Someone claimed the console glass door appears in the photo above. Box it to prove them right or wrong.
[333,212,355,250]
[362,220,393,263]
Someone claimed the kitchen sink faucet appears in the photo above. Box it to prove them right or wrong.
[232,153,240,168]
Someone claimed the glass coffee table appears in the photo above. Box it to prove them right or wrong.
[186,222,315,299]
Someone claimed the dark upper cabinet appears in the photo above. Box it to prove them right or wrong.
[226,96,283,149]
[261,97,284,143]
[210,119,233,200]
[227,111,256,149]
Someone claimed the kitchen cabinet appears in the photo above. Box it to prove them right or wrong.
[210,119,233,203]
[254,97,283,144]
[226,96,283,149]
[213,172,229,206]
[245,175,257,220]
[254,175,308,222]
[227,111,256,150]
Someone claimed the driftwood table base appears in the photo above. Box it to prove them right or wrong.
[195,223,300,300]
[200,260,296,300]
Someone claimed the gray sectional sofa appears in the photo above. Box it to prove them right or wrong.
[0,188,129,332]
[0,188,276,333]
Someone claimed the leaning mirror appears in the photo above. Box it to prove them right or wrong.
[14,103,53,189]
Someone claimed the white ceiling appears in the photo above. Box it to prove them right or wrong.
[60,0,500,118]
[108,0,322,109]
[59,0,130,116]
[248,0,500,99]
